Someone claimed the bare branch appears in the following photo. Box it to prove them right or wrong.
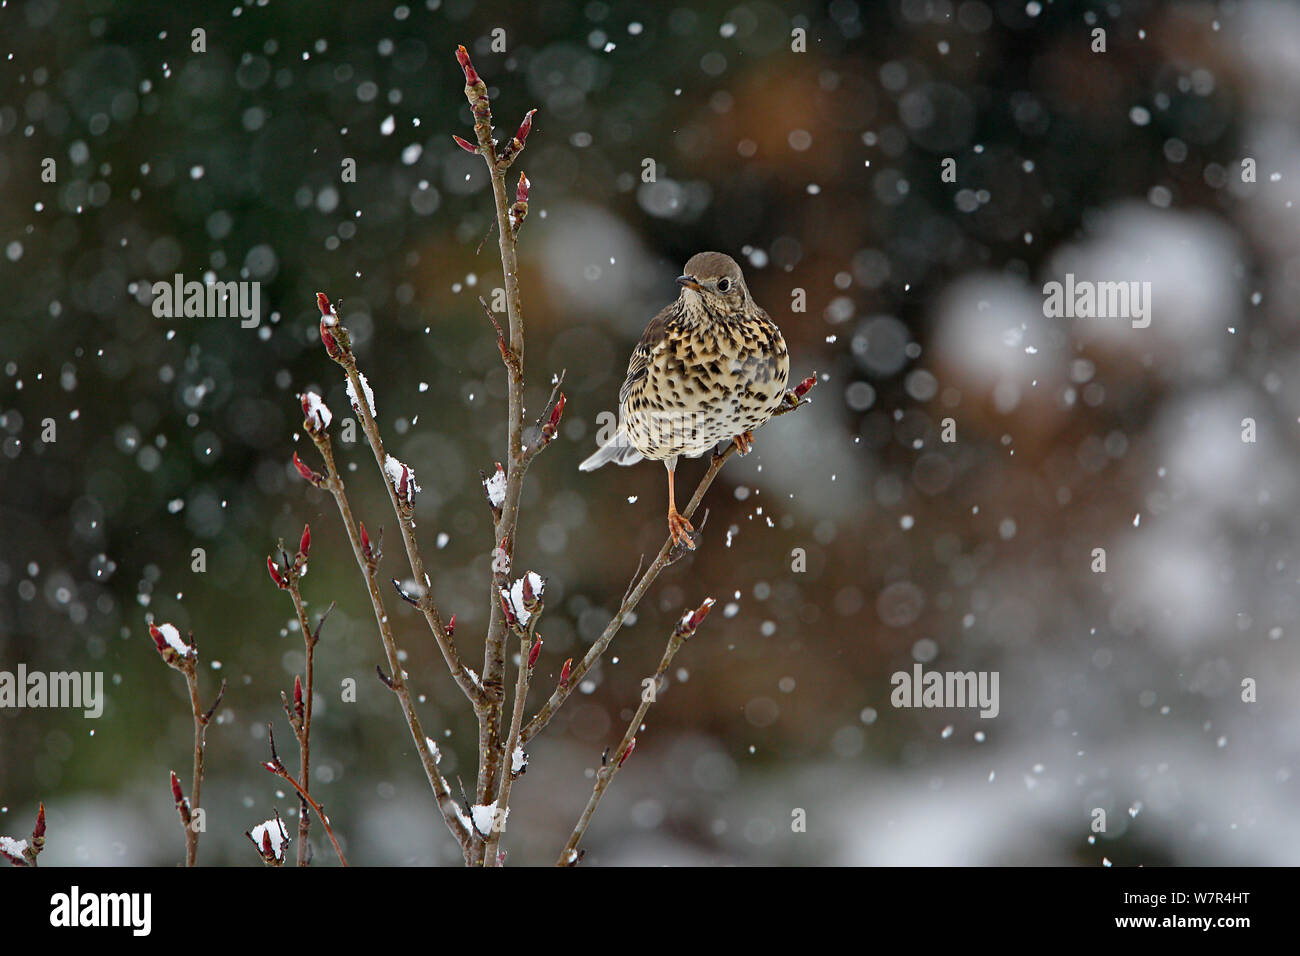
[481,618,537,866]
[273,529,320,867]
[315,294,486,709]
[262,724,348,867]
[148,621,218,866]
[294,422,473,857]
[558,598,715,864]
[456,44,543,856]
[202,679,227,725]
[478,295,519,376]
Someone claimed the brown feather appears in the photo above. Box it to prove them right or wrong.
[619,300,680,406]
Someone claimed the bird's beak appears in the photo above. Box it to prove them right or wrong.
[676,274,702,291]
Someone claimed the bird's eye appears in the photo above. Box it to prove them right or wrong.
[717,278,731,292]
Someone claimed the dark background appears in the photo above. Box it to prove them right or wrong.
[2,0,1298,865]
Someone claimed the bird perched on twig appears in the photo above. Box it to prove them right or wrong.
[580,252,790,550]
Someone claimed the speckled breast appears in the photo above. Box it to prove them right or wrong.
[623,315,789,461]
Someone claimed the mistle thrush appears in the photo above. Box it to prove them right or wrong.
[580,251,790,549]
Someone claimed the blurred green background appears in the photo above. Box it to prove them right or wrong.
[3,0,1299,865]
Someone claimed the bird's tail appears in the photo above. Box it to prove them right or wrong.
[578,429,643,471]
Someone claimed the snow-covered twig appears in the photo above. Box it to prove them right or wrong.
[454,43,562,865]
[262,724,348,867]
[0,803,46,867]
[293,405,473,858]
[149,622,225,866]
[481,577,544,866]
[246,810,291,867]
[267,523,333,866]
[314,294,484,707]
[557,598,715,865]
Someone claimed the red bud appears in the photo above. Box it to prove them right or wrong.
[527,639,542,670]
[676,598,715,636]
[300,392,330,435]
[261,831,274,858]
[453,134,478,154]
[32,803,45,842]
[320,320,340,359]
[317,293,342,358]
[456,44,480,85]
[499,590,517,628]
[559,657,572,687]
[267,555,289,590]
[515,109,535,146]
[618,737,636,767]
[542,392,566,440]
[515,171,530,204]
[293,675,304,719]
[300,524,311,560]
[447,614,456,638]
[498,110,537,166]
[691,598,715,629]
[793,374,816,399]
[293,451,323,487]
[149,622,168,654]
[170,770,184,806]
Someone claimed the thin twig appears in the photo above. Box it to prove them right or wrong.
[270,528,326,867]
[457,45,544,862]
[524,369,567,460]
[184,667,225,865]
[297,421,473,857]
[621,553,646,607]
[519,447,728,744]
[557,598,715,865]
[149,623,223,867]
[183,668,207,867]
[481,616,539,866]
[322,331,485,708]
[263,724,348,867]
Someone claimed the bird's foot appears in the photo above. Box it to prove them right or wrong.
[667,508,696,551]
[731,430,755,456]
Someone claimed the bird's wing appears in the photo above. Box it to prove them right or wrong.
[618,302,677,407]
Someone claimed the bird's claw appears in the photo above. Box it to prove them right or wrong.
[731,430,754,456]
[667,509,696,551]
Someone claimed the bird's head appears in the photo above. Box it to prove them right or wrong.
[676,252,749,312]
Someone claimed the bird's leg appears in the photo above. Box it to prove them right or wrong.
[731,429,755,456]
[666,465,695,550]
